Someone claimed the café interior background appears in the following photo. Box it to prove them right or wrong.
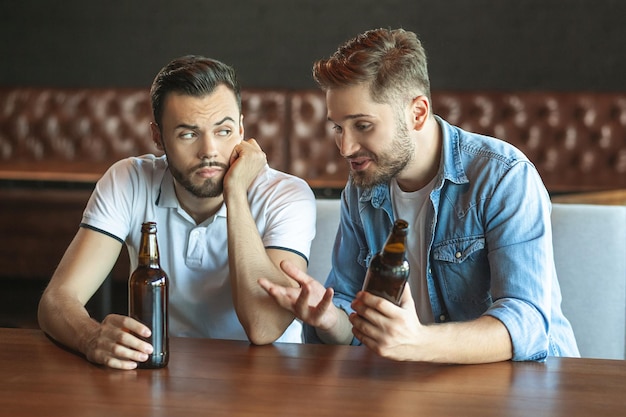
[0,0,623,328]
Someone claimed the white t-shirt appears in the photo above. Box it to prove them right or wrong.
[390,177,436,324]
[81,154,316,343]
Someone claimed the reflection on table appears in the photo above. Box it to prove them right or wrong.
[1,328,625,417]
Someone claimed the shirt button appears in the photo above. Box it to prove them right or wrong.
[455,251,462,259]
[439,314,447,322]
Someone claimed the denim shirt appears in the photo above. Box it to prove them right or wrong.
[305,116,580,361]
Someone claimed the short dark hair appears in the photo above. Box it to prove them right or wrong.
[313,28,431,105]
[150,55,241,126]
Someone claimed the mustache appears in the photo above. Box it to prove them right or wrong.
[345,151,376,161]
[192,160,229,170]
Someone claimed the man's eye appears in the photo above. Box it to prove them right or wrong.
[216,128,232,137]
[180,132,196,139]
[332,124,343,134]
[356,123,371,131]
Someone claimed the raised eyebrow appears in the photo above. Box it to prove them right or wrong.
[214,116,237,126]
[327,113,373,123]
[174,117,237,130]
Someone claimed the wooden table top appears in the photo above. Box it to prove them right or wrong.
[1,328,625,417]
[551,188,626,205]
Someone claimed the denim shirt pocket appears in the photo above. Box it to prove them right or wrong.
[431,236,491,313]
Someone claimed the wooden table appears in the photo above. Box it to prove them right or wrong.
[551,188,626,205]
[1,328,625,417]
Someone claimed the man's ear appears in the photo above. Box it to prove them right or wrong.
[239,114,245,139]
[410,95,430,131]
[150,122,165,151]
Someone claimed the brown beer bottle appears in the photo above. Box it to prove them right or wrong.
[129,222,169,369]
[362,219,410,305]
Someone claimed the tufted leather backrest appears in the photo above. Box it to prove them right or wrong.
[2,87,625,192]
[288,90,626,192]
[434,92,626,192]
[0,88,155,181]
[0,88,293,182]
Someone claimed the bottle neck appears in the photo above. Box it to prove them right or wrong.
[374,220,408,267]
[138,233,160,268]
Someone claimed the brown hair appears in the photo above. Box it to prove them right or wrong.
[150,55,241,127]
[313,28,431,105]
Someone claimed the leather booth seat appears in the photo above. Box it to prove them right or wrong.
[2,88,626,191]
[1,87,626,286]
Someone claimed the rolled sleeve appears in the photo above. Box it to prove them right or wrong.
[482,162,555,361]
[486,299,549,361]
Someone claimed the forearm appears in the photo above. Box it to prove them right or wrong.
[315,305,354,345]
[225,191,298,344]
[38,287,100,355]
[415,316,513,364]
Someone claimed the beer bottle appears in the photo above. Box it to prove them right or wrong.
[129,221,169,369]
[362,219,410,305]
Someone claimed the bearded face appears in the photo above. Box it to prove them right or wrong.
[153,87,244,201]
[349,114,414,189]
[168,159,229,198]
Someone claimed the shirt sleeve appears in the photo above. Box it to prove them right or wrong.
[81,156,162,242]
[481,161,554,361]
[81,159,137,241]
[256,170,317,261]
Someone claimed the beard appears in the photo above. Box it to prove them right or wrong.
[168,160,229,198]
[349,119,415,189]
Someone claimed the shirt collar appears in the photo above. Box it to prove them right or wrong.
[156,169,179,209]
[435,115,469,187]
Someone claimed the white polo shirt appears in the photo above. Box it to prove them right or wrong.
[81,154,316,343]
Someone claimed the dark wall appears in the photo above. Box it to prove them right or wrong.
[0,0,624,91]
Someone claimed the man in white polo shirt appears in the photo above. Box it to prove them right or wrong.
[38,56,316,370]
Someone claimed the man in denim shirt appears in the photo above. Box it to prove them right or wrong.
[260,28,580,363]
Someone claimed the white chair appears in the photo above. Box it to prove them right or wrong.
[308,199,626,359]
[307,199,341,284]
[551,203,626,359]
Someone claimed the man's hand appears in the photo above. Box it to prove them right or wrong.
[81,314,155,370]
[350,283,424,361]
[223,138,267,197]
[259,260,341,332]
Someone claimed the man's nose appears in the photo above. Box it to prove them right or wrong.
[337,130,360,157]
[198,136,219,160]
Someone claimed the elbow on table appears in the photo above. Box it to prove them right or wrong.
[242,315,297,346]
[36,291,54,334]
[245,326,281,346]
